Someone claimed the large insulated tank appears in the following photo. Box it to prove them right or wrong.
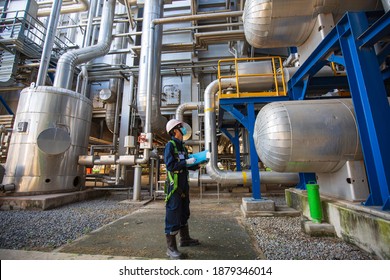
[2,86,92,194]
[253,99,363,173]
[243,0,383,48]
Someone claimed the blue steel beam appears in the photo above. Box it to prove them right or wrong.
[0,96,14,115]
[358,11,390,48]
[308,76,349,90]
[220,104,247,128]
[288,27,339,100]
[376,43,390,64]
[219,102,261,199]
[337,12,390,210]
[327,54,345,66]
[219,96,289,106]
[297,173,317,190]
[382,67,390,81]
[287,12,390,209]
[247,102,261,199]
[220,127,242,171]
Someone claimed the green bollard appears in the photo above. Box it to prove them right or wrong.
[306,182,323,223]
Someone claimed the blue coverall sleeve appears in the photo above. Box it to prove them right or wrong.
[164,141,186,172]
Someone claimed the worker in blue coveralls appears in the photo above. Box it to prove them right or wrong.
[164,118,200,259]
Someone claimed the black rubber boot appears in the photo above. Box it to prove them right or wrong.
[166,234,183,259]
[179,225,200,247]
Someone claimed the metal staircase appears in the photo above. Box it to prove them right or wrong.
[0,114,14,163]
[0,10,71,69]
[0,49,17,85]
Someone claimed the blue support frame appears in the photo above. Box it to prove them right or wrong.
[288,11,390,210]
[337,12,390,210]
[0,96,14,115]
[296,173,317,190]
[218,96,292,199]
[220,102,261,199]
[220,126,241,171]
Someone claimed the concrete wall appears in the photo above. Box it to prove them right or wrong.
[286,188,390,259]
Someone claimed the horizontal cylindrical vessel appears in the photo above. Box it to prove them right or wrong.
[2,86,92,194]
[243,0,383,48]
[253,99,363,173]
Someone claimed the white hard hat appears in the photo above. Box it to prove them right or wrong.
[166,119,183,134]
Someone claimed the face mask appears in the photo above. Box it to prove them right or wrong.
[180,127,187,136]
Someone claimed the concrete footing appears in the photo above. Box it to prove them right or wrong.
[286,188,390,259]
[240,197,301,218]
[0,189,106,210]
[301,219,336,237]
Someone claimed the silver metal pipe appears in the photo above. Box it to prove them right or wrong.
[105,103,116,133]
[53,0,116,90]
[165,22,242,32]
[153,10,243,25]
[112,79,123,149]
[106,6,126,135]
[119,74,135,155]
[66,12,79,43]
[82,0,98,48]
[204,79,299,186]
[175,102,203,121]
[185,140,203,146]
[137,0,166,137]
[37,0,89,17]
[36,0,63,86]
[149,158,155,196]
[115,164,121,185]
[133,165,142,201]
[137,8,244,140]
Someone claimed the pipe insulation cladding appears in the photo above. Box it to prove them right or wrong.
[253,99,365,173]
[243,0,383,48]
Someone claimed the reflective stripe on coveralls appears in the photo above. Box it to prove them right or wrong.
[165,140,186,202]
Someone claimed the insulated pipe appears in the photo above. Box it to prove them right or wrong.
[37,0,89,17]
[53,0,116,90]
[204,79,299,186]
[133,165,142,201]
[106,5,126,134]
[153,10,243,25]
[137,9,244,140]
[175,102,203,121]
[133,8,246,167]
[36,0,63,86]
[82,0,98,48]
[136,0,167,138]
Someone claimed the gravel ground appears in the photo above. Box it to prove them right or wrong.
[0,193,136,251]
[0,194,377,259]
[244,196,377,260]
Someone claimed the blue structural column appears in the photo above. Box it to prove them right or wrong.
[0,96,14,115]
[220,102,261,199]
[337,12,390,210]
[247,103,261,199]
[220,126,242,171]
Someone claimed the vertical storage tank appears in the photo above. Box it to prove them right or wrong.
[2,86,92,194]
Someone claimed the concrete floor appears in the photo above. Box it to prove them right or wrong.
[0,197,263,260]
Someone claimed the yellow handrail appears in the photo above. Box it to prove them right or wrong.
[217,57,287,99]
